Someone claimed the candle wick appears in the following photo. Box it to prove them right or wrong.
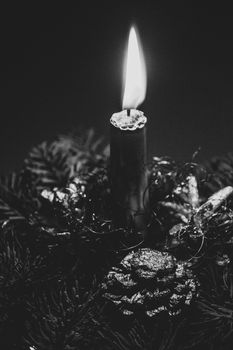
[127,109,131,117]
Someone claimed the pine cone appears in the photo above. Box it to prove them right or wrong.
[41,158,109,224]
[103,248,199,317]
[41,176,87,224]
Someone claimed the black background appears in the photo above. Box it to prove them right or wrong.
[1,2,233,173]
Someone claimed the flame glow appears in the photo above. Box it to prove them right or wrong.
[122,26,147,110]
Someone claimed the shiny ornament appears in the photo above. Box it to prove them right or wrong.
[160,175,233,244]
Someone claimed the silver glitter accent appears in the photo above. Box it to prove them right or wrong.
[146,306,167,317]
[41,189,54,202]
[174,175,199,208]
[103,248,199,317]
[165,175,233,241]
[194,186,233,222]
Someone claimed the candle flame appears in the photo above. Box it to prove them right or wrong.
[122,26,147,110]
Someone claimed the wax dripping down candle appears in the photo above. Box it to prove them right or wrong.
[110,26,148,231]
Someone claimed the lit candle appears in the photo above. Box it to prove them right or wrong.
[110,26,148,231]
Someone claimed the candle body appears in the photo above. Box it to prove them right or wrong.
[110,110,148,231]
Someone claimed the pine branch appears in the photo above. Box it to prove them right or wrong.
[58,130,109,178]
[186,263,233,349]
[24,281,114,350]
[56,129,108,160]
[23,130,108,195]
[203,153,233,195]
[0,173,33,225]
[0,230,50,350]
[0,230,48,297]
[24,141,70,192]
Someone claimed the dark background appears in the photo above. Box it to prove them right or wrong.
[1,2,233,173]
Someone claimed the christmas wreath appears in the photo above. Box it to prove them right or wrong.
[1,129,233,350]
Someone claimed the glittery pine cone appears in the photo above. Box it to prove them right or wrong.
[41,176,87,224]
[41,160,109,225]
[103,248,199,317]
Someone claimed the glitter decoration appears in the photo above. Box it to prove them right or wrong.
[103,248,199,317]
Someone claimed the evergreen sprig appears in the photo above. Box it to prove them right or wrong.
[204,153,233,194]
[25,281,121,350]
[0,229,48,350]
[23,130,108,194]
[24,141,71,192]
[0,172,33,225]
[186,263,233,350]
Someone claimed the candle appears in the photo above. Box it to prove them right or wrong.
[110,26,148,231]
